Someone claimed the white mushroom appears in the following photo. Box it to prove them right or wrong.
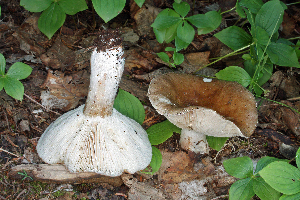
[37,31,152,176]
[148,73,258,154]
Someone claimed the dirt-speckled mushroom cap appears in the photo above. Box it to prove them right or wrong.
[148,73,258,137]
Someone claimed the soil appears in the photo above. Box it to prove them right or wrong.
[0,0,300,199]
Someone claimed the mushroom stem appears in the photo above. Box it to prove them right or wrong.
[179,129,209,154]
[84,46,124,117]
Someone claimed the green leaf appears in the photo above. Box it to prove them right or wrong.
[255,26,270,46]
[214,26,252,51]
[296,147,300,169]
[239,0,263,14]
[295,40,300,59]
[187,11,222,35]
[149,146,162,174]
[151,13,181,29]
[266,42,300,68]
[236,0,246,18]
[177,21,194,44]
[0,78,4,91]
[165,47,176,51]
[20,0,52,12]
[58,0,88,15]
[3,77,24,101]
[215,66,252,87]
[175,36,189,52]
[147,120,181,145]
[173,1,190,18]
[223,156,253,179]
[134,0,145,8]
[280,192,300,200]
[113,89,145,125]
[255,156,285,173]
[253,176,281,200]
[152,9,181,43]
[206,136,228,151]
[0,53,5,75]
[173,52,184,65]
[229,178,255,200]
[38,3,66,39]
[92,0,126,23]
[259,161,300,195]
[255,0,284,36]
[6,62,32,80]
[156,52,170,63]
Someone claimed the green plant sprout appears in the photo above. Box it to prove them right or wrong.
[0,53,32,101]
[20,0,146,39]
[152,1,222,67]
[18,170,33,181]
[223,147,300,200]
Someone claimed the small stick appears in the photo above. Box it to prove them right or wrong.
[0,147,20,157]
[24,93,61,116]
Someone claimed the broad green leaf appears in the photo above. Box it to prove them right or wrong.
[92,0,126,23]
[177,21,194,44]
[151,11,181,30]
[156,52,170,63]
[20,0,52,12]
[239,0,263,14]
[259,161,300,195]
[266,42,300,68]
[229,178,255,200]
[236,0,246,18]
[175,36,189,52]
[214,26,252,51]
[173,52,184,65]
[280,192,300,200]
[0,78,4,91]
[0,53,5,75]
[187,11,222,35]
[296,147,300,169]
[206,136,228,151]
[3,77,24,101]
[38,3,66,39]
[149,146,162,174]
[255,26,270,46]
[134,0,145,8]
[113,89,145,125]
[255,156,288,173]
[253,176,281,200]
[147,120,181,145]
[152,9,181,43]
[255,0,284,36]
[277,38,294,46]
[215,66,251,87]
[295,40,300,59]
[173,1,190,18]
[223,156,253,179]
[58,0,88,15]
[6,62,32,80]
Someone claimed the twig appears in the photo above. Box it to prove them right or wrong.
[24,93,61,116]
[0,147,20,158]
[15,189,27,199]
[211,194,229,200]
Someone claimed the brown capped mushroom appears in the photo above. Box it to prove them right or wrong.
[148,73,258,153]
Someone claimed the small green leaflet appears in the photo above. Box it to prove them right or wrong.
[206,136,228,151]
[20,0,52,12]
[239,0,263,14]
[173,1,190,18]
[147,120,181,145]
[253,176,281,200]
[134,0,145,8]
[259,161,300,195]
[58,0,88,15]
[215,66,252,87]
[113,89,145,125]
[223,156,253,179]
[142,146,162,175]
[92,0,126,23]
[229,178,255,200]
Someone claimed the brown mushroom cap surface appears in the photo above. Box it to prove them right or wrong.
[148,73,257,137]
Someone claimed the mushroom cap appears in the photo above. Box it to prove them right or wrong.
[148,73,258,137]
[36,105,152,177]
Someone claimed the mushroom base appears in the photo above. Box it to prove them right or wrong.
[179,129,209,154]
[37,105,152,177]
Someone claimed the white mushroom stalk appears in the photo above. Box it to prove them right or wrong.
[37,31,152,176]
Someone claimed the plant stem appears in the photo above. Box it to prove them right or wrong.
[221,6,236,15]
[257,96,300,115]
[194,43,253,74]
